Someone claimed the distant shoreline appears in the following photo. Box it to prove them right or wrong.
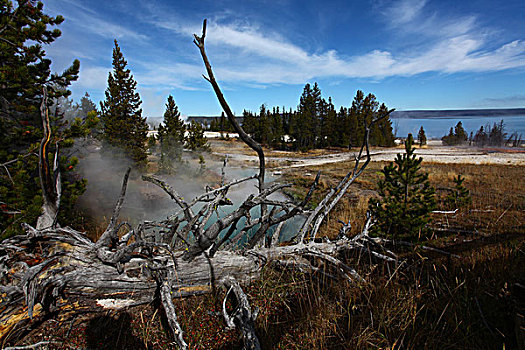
[391,108,525,119]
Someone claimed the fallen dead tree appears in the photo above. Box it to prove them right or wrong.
[0,20,396,349]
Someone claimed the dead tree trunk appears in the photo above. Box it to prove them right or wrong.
[0,20,395,348]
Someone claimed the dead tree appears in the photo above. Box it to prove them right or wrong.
[0,20,395,349]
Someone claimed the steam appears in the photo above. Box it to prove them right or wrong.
[74,143,299,242]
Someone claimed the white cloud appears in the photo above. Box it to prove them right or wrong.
[85,13,525,90]
[134,62,206,91]
[67,1,525,100]
[383,0,428,26]
[49,0,148,41]
[76,16,148,41]
[161,21,525,84]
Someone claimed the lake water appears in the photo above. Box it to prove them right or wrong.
[391,115,525,139]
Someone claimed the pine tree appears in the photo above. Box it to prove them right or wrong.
[76,93,100,138]
[347,91,394,147]
[158,95,185,174]
[268,107,284,148]
[473,125,487,147]
[375,103,395,146]
[1,0,84,238]
[0,1,80,148]
[77,92,97,119]
[100,39,148,167]
[442,121,467,145]
[242,110,257,136]
[446,174,471,210]
[417,126,427,146]
[454,121,468,144]
[325,98,339,147]
[186,121,209,151]
[292,83,318,150]
[369,134,436,240]
[487,120,506,146]
[442,127,455,145]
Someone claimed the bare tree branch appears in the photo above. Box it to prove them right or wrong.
[96,167,131,248]
[221,277,261,350]
[160,279,188,350]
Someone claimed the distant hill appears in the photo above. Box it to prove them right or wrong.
[391,108,525,119]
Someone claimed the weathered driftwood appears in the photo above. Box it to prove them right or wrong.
[0,19,397,348]
[0,218,395,343]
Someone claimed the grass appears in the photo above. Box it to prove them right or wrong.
[14,148,525,349]
[282,160,525,239]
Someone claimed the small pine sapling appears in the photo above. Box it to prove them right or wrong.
[368,134,436,240]
[446,175,471,210]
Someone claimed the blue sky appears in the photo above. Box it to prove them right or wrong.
[44,0,525,118]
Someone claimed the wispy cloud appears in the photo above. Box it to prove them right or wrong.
[135,63,204,91]
[155,21,525,83]
[49,0,148,41]
[78,17,148,41]
[382,0,428,26]
[143,1,525,87]
[44,0,524,116]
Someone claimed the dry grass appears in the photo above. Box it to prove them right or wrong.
[282,160,525,239]
[273,159,525,348]
[17,151,525,349]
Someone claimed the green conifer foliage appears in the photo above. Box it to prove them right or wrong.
[242,110,256,136]
[158,95,185,174]
[241,85,394,151]
[417,126,427,146]
[269,107,284,148]
[446,175,471,210]
[77,92,97,119]
[349,91,394,148]
[292,83,321,150]
[442,121,468,145]
[369,134,436,239]
[454,121,468,143]
[100,40,148,167]
[0,0,84,238]
[186,121,209,151]
[325,98,339,147]
[0,0,79,127]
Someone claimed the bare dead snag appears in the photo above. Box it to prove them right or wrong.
[193,19,269,249]
[36,87,61,230]
[193,20,265,192]
[160,276,188,350]
[0,213,399,345]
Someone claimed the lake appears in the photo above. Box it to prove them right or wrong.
[391,115,525,139]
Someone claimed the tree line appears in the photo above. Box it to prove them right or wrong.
[441,120,520,147]
[241,84,395,151]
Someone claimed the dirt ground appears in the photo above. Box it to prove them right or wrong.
[209,139,525,169]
